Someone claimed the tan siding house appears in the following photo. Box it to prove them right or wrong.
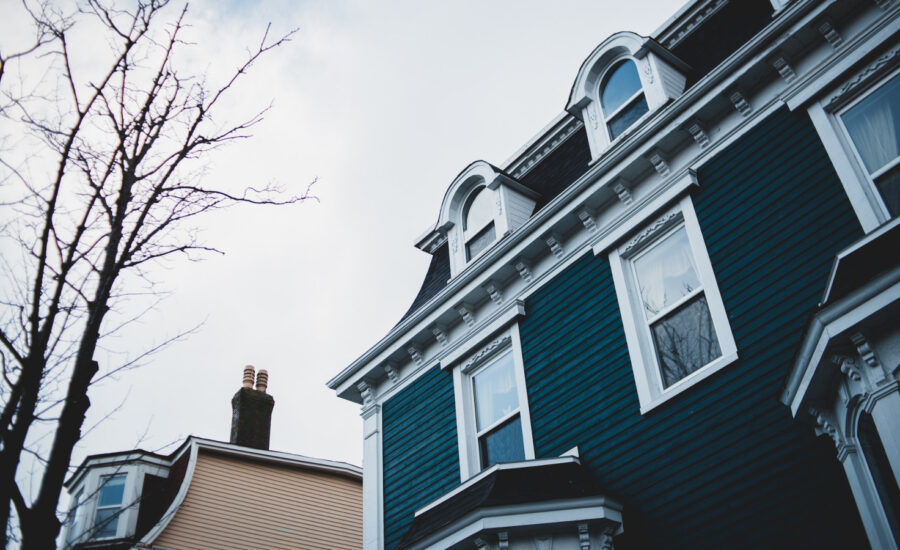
[152,450,362,550]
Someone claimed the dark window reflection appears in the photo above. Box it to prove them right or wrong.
[651,295,721,387]
[479,415,524,469]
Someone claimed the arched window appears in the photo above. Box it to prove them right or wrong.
[600,59,649,140]
[462,187,496,261]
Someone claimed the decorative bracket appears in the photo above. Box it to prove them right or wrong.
[407,346,424,366]
[382,363,400,384]
[498,531,509,550]
[612,181,634,206]
[646,149,671,177]
[514,258,534,283]
[545,233,565,259]
[772,56,796,83]
[578,523,591,550]
[728,90,752,117]
[686,119,710,148]
[483,281,503,306]
[817,20,842,48]
[577,208,598,232]
[431,325,449,347]
[357,381,374,406]
[456,304,476,328]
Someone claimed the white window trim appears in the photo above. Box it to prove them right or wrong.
[608,195,737,414]
[452,324,535,481]
[597,57,651,145]
[807,65,900,232]
[92,474,127,539]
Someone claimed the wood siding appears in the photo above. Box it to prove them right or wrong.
[382,365,459,550]
[519,107,867,549]
[152,450,361,550]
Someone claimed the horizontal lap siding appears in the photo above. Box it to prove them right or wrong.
[382,365,459,550]
[152,451,361,550]
[520,107,867,549]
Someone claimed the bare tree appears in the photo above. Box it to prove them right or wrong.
[0,1,312,546]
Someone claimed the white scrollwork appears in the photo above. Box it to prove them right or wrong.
[577,523,591,550]
[461,335,512,374]
[828,46,900,109]
[621,207,683,256]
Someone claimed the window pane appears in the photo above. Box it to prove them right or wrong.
[601,59,643,116]
[608,95,649,140]
[841,72,900,174]
[633,226,700,318]
[479,415,524,469]
[465,223,496,261]
[463,187,494,231]
[652,294,722,388]
[98,475,125,507]
[94,508,119,538]
[473,352,518,431]
[875,163,900,216]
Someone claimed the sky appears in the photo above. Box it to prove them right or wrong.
[1,0,687,478]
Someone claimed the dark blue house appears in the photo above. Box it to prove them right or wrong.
[328,0,900,548]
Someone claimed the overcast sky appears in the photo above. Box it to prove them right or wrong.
[3,0,687,474]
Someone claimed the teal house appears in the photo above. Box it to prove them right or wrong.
[329,0,900,548]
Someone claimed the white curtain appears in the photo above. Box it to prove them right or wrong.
[636,229,698,317]
[843,80,900,174]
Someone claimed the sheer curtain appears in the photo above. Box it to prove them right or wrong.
[474,354,518,430]
[842,76,900,174]
[636,229,699,318]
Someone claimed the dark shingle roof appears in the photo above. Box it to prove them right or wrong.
[397,460,601,549]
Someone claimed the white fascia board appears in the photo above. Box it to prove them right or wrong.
[191,437,362,479]
[414,496,623,550]
[65,450,175,490]
[501,112,580,174]
[327,0,838,400]
[781,267,900,415]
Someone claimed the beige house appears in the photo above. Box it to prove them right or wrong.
[63,368,362,550]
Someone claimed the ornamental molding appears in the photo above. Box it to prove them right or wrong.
[498,531,509,550]
[407,346,424,366]
[460,335,512,374]
[612,181,634,206]
[621,206,683,257]
[357,381,374,406]
[577,523,591,550]
[646,149,670,177]
[484,281,503,306]
[533,536,553,550]
[509,117,583,179]
[431,325,449,347]
[383,363,400,384]
[657,0,729,49]
[772,56,796,83]
[809,407,845,449]
[826,45,900,111]
[599,526,617,550]
[514,258,533,283]
[728,90,752,117]
[577,208,598,232]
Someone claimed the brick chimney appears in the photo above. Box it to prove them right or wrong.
[230,365,275,450]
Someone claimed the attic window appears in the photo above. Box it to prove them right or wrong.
[601,59,650,140]
[463,187,496,260]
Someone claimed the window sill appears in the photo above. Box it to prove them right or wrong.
[638,350,739,415]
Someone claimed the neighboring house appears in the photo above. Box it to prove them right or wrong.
[327,0,900,549]
[64,367,362,550]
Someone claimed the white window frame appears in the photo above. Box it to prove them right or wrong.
[451,324,535,481]
[597,57,650,144]
[461,185,497,263]
[609,195,737,414]
[92,473,127,539]
[807,65,900,233]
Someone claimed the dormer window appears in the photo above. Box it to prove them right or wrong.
[463,186,496,260]
[567,32,690,162]
[95,474,126,538]
[601,59,650,140]
[417,161,539,278]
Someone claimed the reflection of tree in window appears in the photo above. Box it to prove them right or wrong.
[94,475,126,538]
[841,72,900,216]
[463,187,496,260]
[601,59,649,140]
[472,352,524,469]
[633,227,721,388]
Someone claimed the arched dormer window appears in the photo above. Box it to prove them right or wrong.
[463,186,497,260]
[415,161,540,278]
[568,32,690,162]
[601,59,649,140]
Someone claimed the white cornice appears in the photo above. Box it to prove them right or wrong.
[327,0,846,401]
